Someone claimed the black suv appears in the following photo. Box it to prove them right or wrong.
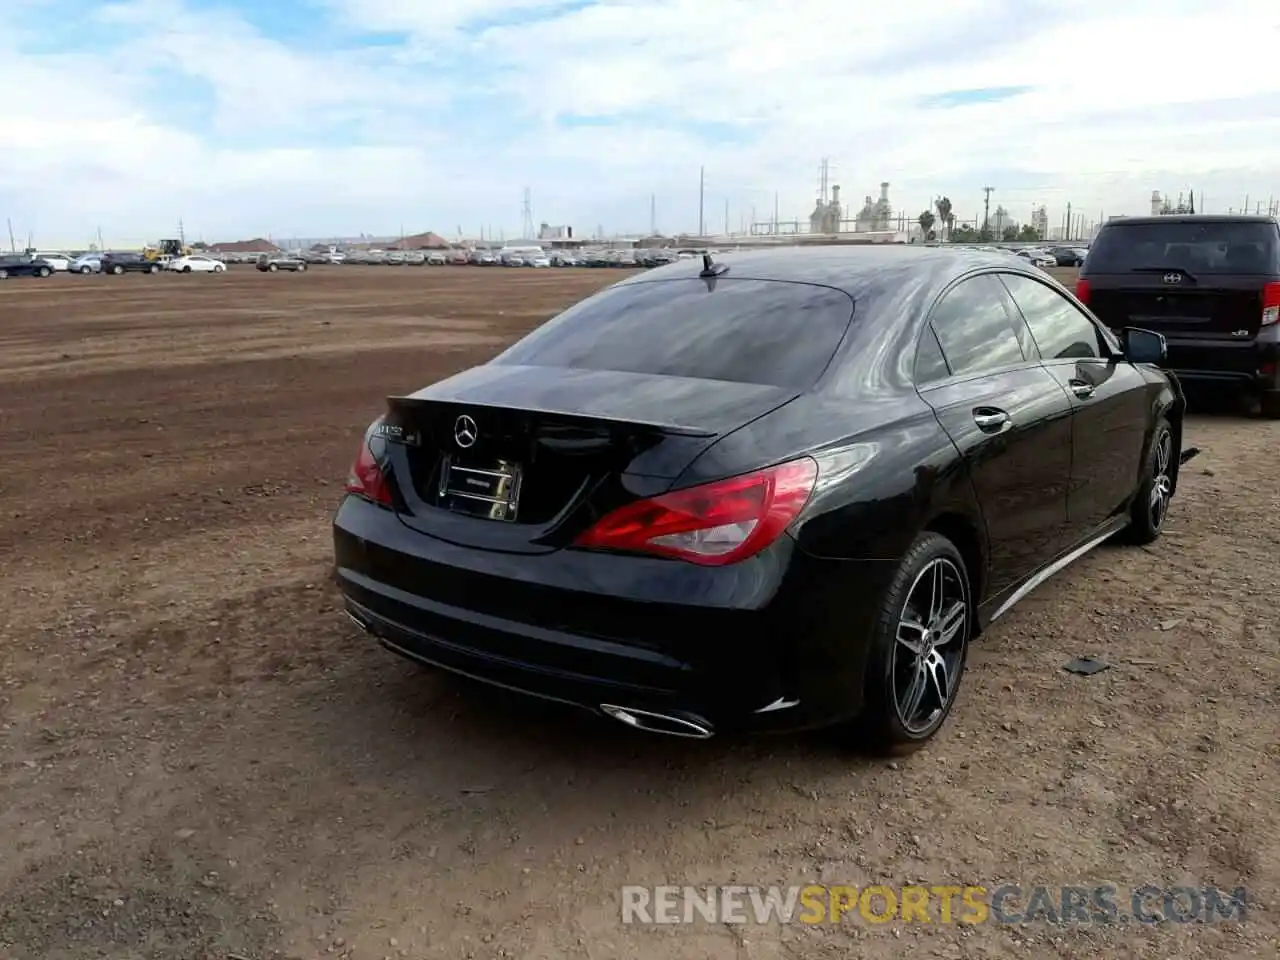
[101,252,161,275]
[1077,215,1280,416]
[256,254,307,272]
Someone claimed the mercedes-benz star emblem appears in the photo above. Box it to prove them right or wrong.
[1163,272,1182,284]
[454,414,478,449]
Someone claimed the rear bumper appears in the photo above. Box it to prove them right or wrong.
[332,496,895,735]
[1150,336,1280,391]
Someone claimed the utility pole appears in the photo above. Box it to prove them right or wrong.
[97,226,104,251]
[178,217,186,246]
[698,166,705,237]
[1065,202,1072,240]
[773,192,779,234]
[724,198,729,236]
[650,194,656,235]
[6,218,15,253]
[981,186,993,239]
[520,187,534,240]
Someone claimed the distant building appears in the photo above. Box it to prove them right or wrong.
[854,182,893,233]
[1031,205,1048,239]
[1155,189,1195,215]
[207,237,280,254]
[809,185,843,233]
[992,205,1016,236]
[538,223,574,240]
[388,232,450,250]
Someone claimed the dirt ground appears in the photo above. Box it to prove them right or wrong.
[0,265,1275,960]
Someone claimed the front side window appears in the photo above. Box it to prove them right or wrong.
[1000,273,1101,361]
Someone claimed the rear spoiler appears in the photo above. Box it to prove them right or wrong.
[385,395,719,438]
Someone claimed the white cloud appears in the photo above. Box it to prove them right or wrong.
[2,0,1279,246]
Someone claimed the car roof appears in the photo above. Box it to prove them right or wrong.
[615,244,1037,299]
[1101,214,1280,226]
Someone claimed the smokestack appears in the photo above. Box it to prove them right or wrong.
[880,182,890,202]
[1151,191,1162,216]
[831,185,840,204]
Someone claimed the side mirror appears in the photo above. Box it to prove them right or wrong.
[1120,326,1167,365]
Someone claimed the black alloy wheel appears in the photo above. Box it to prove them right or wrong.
[850,532,971,753]
[1125,418,1173,544]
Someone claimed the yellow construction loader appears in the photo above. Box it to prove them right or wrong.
[142,239,192,261]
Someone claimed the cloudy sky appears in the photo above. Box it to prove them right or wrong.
[3,0,1279,246]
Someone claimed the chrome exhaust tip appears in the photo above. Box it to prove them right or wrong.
[599,704,714,739]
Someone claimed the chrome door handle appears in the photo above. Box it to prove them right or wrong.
[973,409,1010,431]
[1069,379,1095,399]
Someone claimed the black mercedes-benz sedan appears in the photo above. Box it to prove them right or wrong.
[333,246,1189,752]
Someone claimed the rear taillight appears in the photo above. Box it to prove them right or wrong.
[1075,278,1091,304]
[345,438,393,506]
[573,458,818,567]
[1262,282,1280,327]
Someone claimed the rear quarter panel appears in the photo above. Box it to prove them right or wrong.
[678,393,983,563]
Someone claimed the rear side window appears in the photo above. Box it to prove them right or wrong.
[999,274,1101,361]
[913,327,950,384]
[1087,220,1280,275]
[928,275,1026,378]
[492,278,854,390]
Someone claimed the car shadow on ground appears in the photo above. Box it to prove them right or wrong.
[1180,386,1259,420]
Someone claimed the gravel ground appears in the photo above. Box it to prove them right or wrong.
[0,266,1275,959]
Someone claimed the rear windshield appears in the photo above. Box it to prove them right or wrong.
[1088,220,1279,275]
[492,278,854,389]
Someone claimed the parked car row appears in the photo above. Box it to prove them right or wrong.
[947,243,1089,268]
[0,250,167,277]
[334,248,697,269]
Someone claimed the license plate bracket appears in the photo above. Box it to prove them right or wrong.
[437,454,523,521]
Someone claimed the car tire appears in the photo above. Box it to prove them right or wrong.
[297,263,307,272]
[0,269,8,280]
[183,266,192,273]
[269,264,278,272]
[37,267,50,278]
[112,265,123,275]
[80,265,92,275]
[842,531,972,755]
[1124,417,1174,545]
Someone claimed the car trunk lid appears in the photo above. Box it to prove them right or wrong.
[376,364,800,554]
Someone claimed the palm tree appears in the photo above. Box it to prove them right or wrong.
[935,196,953,241]
[918,210,936,241]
